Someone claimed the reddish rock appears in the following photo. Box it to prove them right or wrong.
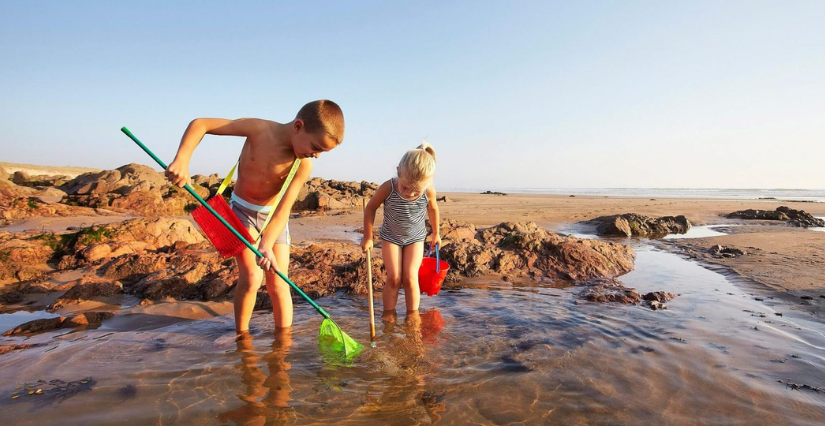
[440,221,636,283]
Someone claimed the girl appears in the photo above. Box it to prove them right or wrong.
[362,142,442,315]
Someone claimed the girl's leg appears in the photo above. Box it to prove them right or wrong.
[401,241,424,313]
[382,242,402,312]
[234,244,264,333]
[265,243,293,329]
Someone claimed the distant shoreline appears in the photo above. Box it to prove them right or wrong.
[0,161,100,178]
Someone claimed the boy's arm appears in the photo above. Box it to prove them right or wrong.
[256,159,314,273]
[166,118,272,187]
[361,180,392,251]
[426,186,442,249]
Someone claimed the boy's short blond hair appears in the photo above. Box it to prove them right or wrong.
[398,142,437,184]
[296,100,345,144]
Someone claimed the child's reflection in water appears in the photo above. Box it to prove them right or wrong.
[217,328,295,425]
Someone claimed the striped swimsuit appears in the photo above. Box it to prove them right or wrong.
[379,179,429,246]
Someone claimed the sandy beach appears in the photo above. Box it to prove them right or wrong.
[294,192,825,296]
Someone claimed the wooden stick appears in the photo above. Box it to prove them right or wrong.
[364,198,376,341]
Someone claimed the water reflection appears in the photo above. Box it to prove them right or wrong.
[217,329,295,425]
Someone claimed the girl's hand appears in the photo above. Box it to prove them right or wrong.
[165,158,191,188]
[361,237,374,252]
[430,234,442,251]
[256,241,279,274]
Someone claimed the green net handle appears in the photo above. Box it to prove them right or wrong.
[120,126,331,320]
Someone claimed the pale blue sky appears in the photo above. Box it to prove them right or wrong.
[2,1,823,189]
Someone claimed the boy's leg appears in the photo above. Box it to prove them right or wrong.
[401,241,424,313]
[235,246,264,333]
[381,242,402,312]
[264,243,293,328]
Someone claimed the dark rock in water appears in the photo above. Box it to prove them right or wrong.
[586,213,690,237]
[725,206,824,227]
[117,384,138,400]
[708,245,747,258]
[643,291,677,303]
[647,301,667,310]
[580,280,642,304]
[498,355,532,373]
[480,190,507,196]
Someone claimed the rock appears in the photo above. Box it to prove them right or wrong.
[725,206,824,228]
[707,245,746,258]
[436,196,451,203]
[587,213,690,237]
[439,221,636,283]
[480,191,507,196]
[642,291,676,303]
[580,281,642,303]
[12,171,31,185]
[647,301,667,310]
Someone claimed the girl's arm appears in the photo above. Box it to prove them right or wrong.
[166,118,271,187]
[256,159,313,273]
[426,186,442,250]
[361,180,392,251]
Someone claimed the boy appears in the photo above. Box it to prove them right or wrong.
[165,100,344,333]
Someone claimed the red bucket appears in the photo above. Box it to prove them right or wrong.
[418,246,449,296]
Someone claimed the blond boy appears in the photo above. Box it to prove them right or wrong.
[165,100,344,333]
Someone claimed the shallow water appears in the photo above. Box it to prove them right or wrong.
[2,244,825,425]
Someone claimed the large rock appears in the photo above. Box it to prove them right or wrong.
[439,221,636,283]
[725,206,824,228]
[587,213,691,237]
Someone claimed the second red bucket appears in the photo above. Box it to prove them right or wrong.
[419,244,449,296]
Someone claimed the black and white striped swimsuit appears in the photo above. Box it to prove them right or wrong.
[379,179,429,246]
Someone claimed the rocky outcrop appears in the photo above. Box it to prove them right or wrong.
[0,218,204,283]
[58,164,378,215]
[293,178,378,211]
[60,163,205,216]
[725,206,824,228]
[0,180,98,226]
[438,221,636,283]
[587,213,691,237]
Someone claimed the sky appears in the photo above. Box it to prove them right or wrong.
[1,1,824,190]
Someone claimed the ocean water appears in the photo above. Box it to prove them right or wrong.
[441,187,825,202]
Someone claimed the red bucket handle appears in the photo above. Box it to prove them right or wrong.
[426,243,441,273]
